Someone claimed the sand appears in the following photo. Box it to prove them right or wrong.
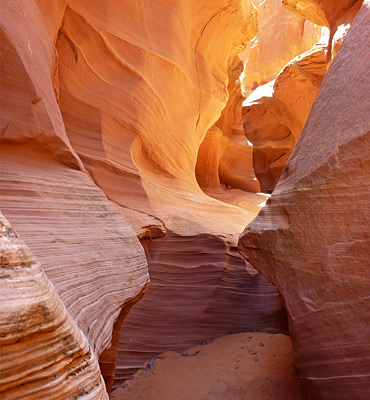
[111,331,306,400]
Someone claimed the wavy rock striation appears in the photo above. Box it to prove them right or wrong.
[0,214,107,399]
[1,0,149,394]
[54,0,289,386]
[1,0,291,392]
[239,2,370,398]
[114,232,288,384]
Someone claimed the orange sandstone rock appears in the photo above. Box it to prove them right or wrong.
[242,35,328,192]
[196,55,260,194]
[240,0,324,95]
[0,0,149,394]
[54,0,287,385]
[1,0,289,392]
[238,2,370,398]
[282,0,363,59]
[242,0,362,193]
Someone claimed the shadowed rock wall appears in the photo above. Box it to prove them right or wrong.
[239,2,370,398]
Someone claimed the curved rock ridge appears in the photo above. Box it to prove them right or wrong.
[54,0,289,385]
[1,0,149,393]
[238,2,370,398]
[242,0,362,193]
[242,33,329,192]
[0,214,107,399]
[240,0,324,95]
[282,0,364,59]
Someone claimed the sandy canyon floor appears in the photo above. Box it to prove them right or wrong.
[111,332,306,400]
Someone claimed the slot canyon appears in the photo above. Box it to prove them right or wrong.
[0,0,369,399]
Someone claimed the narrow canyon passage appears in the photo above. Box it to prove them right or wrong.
[1,1,369,400]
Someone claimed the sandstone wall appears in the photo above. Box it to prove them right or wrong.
[239,1,370,398]
[0,214,108,399]
[242,0,363,192]
[1,0,290,393]
[54,0,289,386]
[1,0,149,395]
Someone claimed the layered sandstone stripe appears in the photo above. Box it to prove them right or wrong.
[0,214,107,399]
[1,0,149,393]
[54,0,289,385]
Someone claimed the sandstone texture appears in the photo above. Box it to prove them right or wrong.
[0,214,107,399]
[239,2,370,399]
[1,0,149,394]
[54,0,289,386]
[240,0,324,95]
[3,0,367,397]
[242,34,329,192]
[1,0,289,393]
[111,332,306,400]
[241,0,363,193]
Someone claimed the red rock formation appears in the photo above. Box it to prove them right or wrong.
[1,0,289,393]
[49,0,289,386]
[240,0,324,95]
[1,0,148,394]
[238,2,370,398]
[242,0,363,193]
[0,214,107,399]
[242,35,328,192]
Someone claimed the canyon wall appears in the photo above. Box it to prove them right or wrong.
[0,214,108,399]
[1,0,291,394]
[240,0,324,95]
[3,0,367,397]
[239,1,370,398]
[54,0,290,386]
[0,0,149,395]
[242,0,363,193]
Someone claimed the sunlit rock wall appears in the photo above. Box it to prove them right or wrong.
[242,0,363,192]
[1,0,290,393]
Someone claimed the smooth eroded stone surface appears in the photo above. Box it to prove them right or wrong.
[239,2,370,398]
[242,34,328,192]
[0,214,107,399]
[240,0,324,95]
[114,232,288,384]
[0,0,149,393]
[49,0,289,386]
[111,332,306,400]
